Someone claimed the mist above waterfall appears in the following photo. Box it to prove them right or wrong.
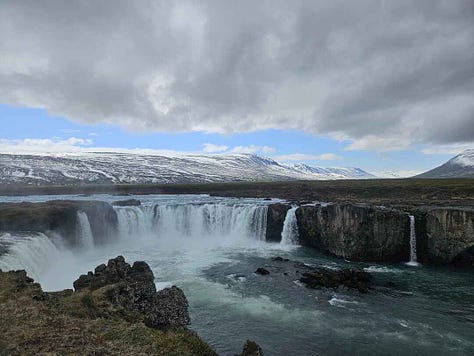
[0,195,279,290]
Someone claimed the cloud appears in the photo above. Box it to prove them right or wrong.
[202,143,228,153]
[0,137,92,153]
[343,136,412,152]
[274,153,342,162]
[230,145,276,154]
[421,143,473,155]
[0,1,473,151]
[0,137,277,158]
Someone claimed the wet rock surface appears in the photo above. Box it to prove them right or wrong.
[254,267,270,275]
[296,203,410,262]
[111,199,141,206]
[241,340,264,356]
[0,200,117,246]
[74,256,190,329]
[255,257,372,293]
[415,207,474,265]
[265,203,291,242]
[213,255,374,296]
[299,267,372,293]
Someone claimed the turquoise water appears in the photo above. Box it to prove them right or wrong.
[0,194,473,355]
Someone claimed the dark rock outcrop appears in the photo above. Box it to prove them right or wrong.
[299,267,372,293]
[0,200,117,246]
[413,207,474,265]
[112,199,141,206]
[266,203,291,242]
[255,267,270,275]
[296,203,410,262]
[452,245,474,267]
[241,340,264,356]
[0,265,215,355]
[74,256,190,329]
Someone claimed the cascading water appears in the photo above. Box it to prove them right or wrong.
[76,211,94,249]
[113,202,268,242]
[280,206,299,245]
[406,215,420,267]
[0,232,63,281]
[115,205,157,238]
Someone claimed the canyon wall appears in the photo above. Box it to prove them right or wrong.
[413,207,474,266]
[294,204,410,262]
[0,200,117,247]
[0,200,473,266]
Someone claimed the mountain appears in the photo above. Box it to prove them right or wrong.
[291,163,373,179]
[0,152,375,186]
[417,149,474,178]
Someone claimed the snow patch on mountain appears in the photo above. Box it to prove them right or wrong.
[451,149,474,167]
[0,152,375,186]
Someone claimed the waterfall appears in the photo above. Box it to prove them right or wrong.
[76,211,94,249]
[0,232,63,280]
[406,215,420,267]
[113,203,268,242]
[115,205,156,238]
[280,206,299,245]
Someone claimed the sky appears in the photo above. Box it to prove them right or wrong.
[0,0,473,177]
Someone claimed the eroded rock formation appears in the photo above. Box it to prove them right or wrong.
[295,203,410,262]
[74,256,190,329]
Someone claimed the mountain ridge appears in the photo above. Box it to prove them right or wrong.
[0,152,375,186]
[417,149,474,178]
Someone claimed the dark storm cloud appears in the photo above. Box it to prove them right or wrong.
[0,0,473,150]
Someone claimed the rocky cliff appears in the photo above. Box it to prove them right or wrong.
[295,204,410,262]
[412,207,474,265]
[0,200,117,247]
[265,203,291,242]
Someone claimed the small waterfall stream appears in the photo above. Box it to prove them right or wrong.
[406,215,420,267]
[280,206,299,245]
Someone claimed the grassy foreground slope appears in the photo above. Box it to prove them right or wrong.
[0,270,216,355]
[1,179,474,207]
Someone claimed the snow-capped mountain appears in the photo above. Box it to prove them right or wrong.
[292,164,374,179]
[0,152,375,186]
[417,149,474,178]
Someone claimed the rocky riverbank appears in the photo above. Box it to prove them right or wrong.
[0,256,262,355]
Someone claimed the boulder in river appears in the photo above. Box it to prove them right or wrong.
[241,340,264,356]
[299,268,372,293]
[255,267,270,275]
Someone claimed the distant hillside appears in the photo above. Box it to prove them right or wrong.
[0,152,375,186]
[418,149,474,178]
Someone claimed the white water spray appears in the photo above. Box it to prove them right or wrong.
[280,206,299,245]
[406,215,420,267]
[76,211,94,249]
[0,232,63,281]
